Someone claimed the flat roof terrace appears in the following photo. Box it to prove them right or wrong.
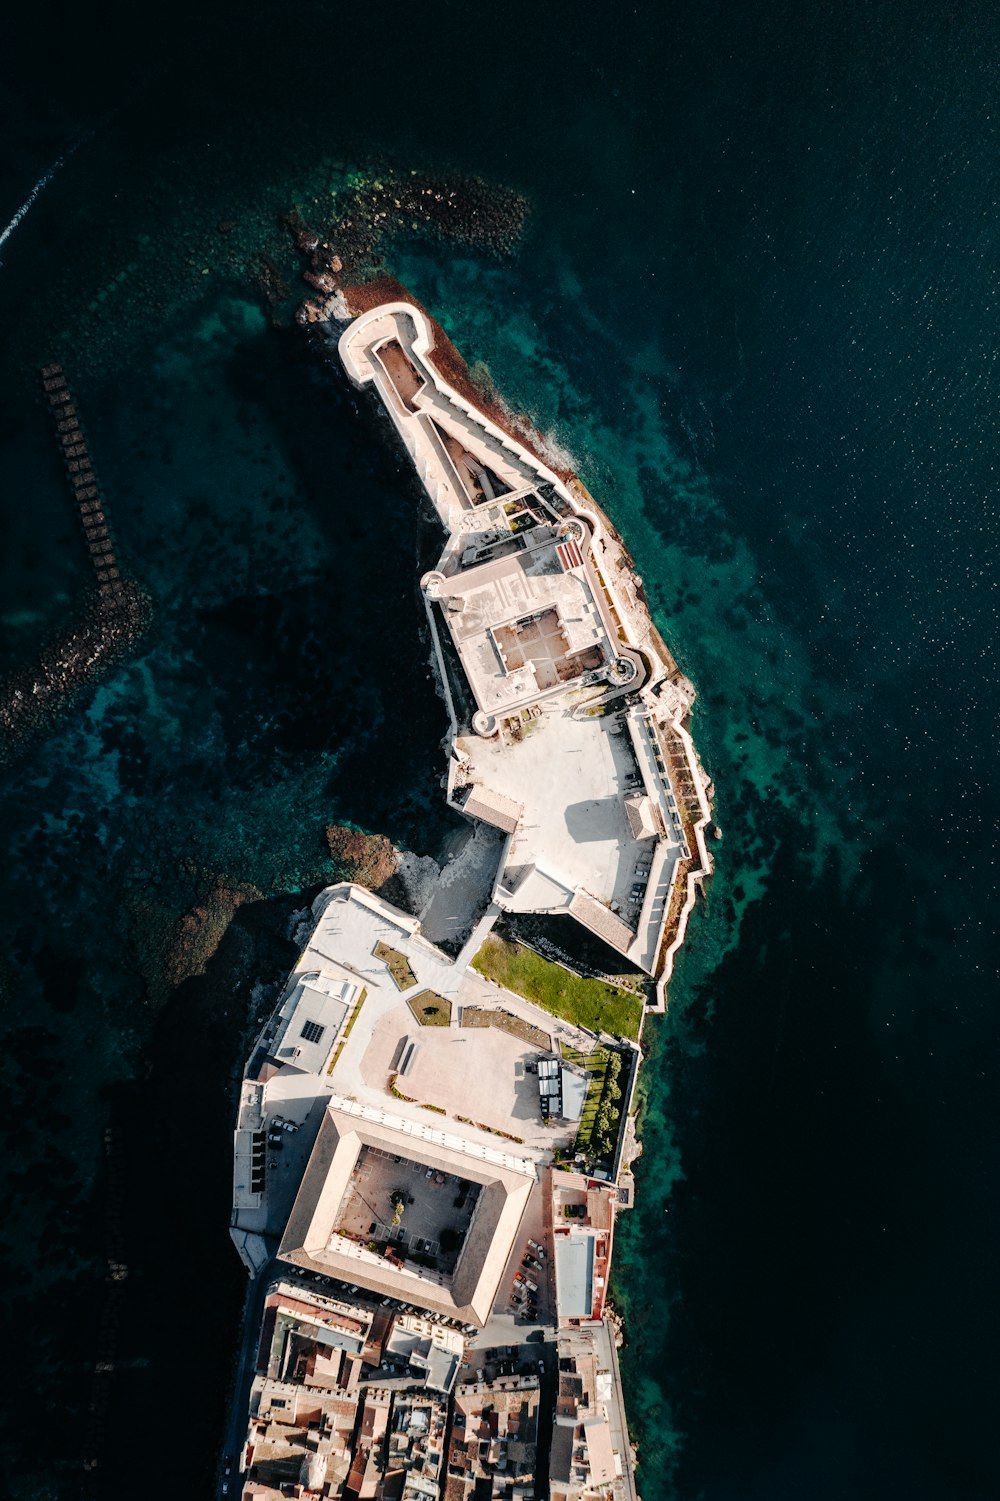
[358,1009,575,1154]
[340,307,545,537]
[281,885,603,1120]
[432,541,612,716]
[268,975,355,1075]
[279,1101,535,1325]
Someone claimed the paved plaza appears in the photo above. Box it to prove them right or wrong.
[459,703,648,911]
[359,1006,573,1152]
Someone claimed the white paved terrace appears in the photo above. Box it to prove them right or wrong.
[457,706,649,920]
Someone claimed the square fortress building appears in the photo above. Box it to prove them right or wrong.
[278,1100,533,1327]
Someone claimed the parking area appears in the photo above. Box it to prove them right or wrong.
[254,1094,332,1239]
[486,1171,555,1329]
[459,1337,549,1385]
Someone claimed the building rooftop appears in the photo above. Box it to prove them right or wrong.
[385,1314,465,1394]
[448,1375,540,1498]
[583,1416,617,1486]
[550,1323,632,1500]
[435,541,612,715]
[552,1171,619,1326]
[466,706,648,924]
[268,975,355,1075]
[278,1099,534,1326]
[554,1237,595,1322]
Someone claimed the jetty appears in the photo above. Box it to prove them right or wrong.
[41,364,126,597]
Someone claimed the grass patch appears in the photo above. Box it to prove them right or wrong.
[407,990,452,1026]
[385,1079,451,1117]
[327,987,368,1075]
[374,940,417,991]
[471,936,643,1040]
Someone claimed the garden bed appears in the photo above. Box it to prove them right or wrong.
[373,940,417,991]
[406,990,452,1026]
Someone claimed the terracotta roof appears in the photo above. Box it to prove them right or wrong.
[585,1188,615,1230]
[462,784,522,835]
[568,890,635,954]
[624,792,660,841]
[278,1101,533,1326]
[556,538,584,571]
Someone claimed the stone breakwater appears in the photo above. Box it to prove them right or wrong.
[0,583,151,748]
[0,366,151,759]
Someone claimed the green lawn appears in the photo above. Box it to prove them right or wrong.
[471,935,643,1040]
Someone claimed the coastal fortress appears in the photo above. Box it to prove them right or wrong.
[224,295,714,1500]
[339,301,714,1004]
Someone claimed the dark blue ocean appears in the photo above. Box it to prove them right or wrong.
[1,3,997,1498]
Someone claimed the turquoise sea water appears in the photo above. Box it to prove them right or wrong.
[1,4,997,1498]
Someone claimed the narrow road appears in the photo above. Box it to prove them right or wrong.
[219,1257,275,1494]
[601,1317,638,1501]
